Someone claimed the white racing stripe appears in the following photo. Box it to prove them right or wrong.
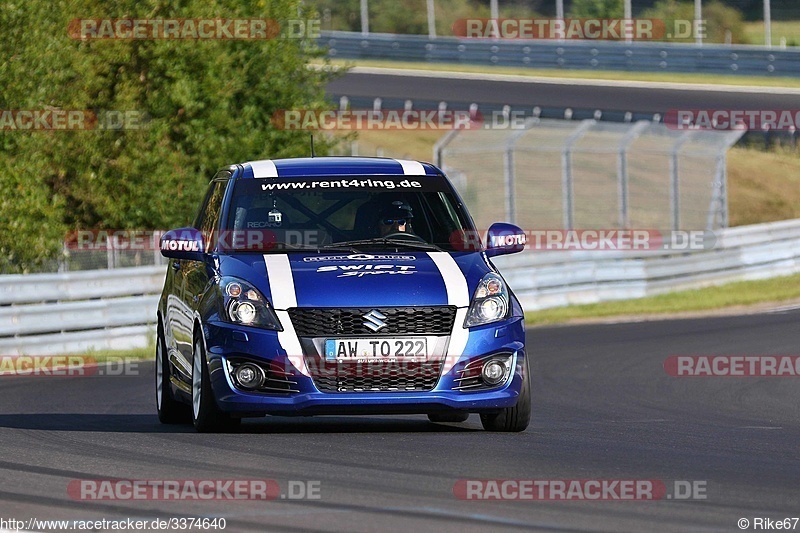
[427,252,470,375]
[264,255,309,377]
[249,159,278,178]
[395,159,426,175]
[427,252,469,307]
[264,254,297,309]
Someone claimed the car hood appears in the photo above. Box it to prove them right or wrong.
[220,251,489,308]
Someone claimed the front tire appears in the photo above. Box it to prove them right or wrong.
[156,325,190,424]
[480,355,531,432]
[192,338,240,433]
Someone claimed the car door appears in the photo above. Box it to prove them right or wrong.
[170,176,228,375]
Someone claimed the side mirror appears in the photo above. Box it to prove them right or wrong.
[486,223,527,257]
[160,227,205,261]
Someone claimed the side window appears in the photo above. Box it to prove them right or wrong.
[196,180,227,247]
[193,183,217,229]
[193,171,232,229]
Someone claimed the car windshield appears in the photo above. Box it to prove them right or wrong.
[221,175,476,252]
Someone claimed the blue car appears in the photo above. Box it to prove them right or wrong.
[156,156,530,432]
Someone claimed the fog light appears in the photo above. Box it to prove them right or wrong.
[481,360,507,386]
[234,363,265,389]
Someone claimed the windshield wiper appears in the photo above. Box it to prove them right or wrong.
[283,243,364,254]
[322,238,444,252]
[231,243,362,254]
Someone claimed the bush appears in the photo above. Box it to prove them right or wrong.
[568,0,624,19]
[641,0,750,44]
[316,0,543,36]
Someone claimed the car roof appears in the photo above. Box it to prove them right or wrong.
[238,156,443,179]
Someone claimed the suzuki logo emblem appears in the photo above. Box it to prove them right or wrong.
[363,310,387,332]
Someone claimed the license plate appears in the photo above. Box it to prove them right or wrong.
[324,338,428,361]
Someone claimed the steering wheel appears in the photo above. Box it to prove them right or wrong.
[383,232,426,242]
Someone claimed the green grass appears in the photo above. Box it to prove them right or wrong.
[77,345,154,363]
[322,58,800,89]
[744,20,800,47]
[525,273,800,325]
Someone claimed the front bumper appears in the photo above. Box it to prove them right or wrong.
[201,317,526,417]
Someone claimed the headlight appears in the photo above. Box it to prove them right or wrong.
[464,273,509,327]
[220,277,282,330]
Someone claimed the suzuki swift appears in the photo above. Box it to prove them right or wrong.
[156,156,530,432]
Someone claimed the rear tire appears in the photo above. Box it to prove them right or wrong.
[480,356,531,432]
[428,412,470,423]
[156,325,190,424]
[192,337,240,433]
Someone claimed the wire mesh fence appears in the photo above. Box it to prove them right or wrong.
[435,118,745,232]
[58,233,167,273]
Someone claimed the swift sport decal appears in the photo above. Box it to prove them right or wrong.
[427,252,470,375]
[263,254,310,378]
[315,264,416,278]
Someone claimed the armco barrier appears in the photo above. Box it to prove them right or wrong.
[0,266,165,356]
[2,218,800,355]
[320,31,800,77]
[493,218,800,311]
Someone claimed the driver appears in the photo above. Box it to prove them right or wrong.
[378,200,414,237]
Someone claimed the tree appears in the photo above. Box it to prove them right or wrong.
[0,0,340,273]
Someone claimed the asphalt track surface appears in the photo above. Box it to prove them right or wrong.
[2,310,800,532]
[326,69,800,115]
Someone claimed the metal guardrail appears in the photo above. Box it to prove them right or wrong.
[493,218,800,311]
[2,218,800,354]
[320,31,800,77]
[0,266,165,356]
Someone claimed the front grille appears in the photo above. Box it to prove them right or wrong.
[306,359,442,392]
[289,306,457,336]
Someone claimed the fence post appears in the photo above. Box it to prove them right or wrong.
[617,121,650,228]
[433,129,461,168]
[707,154,728,230]
[670,132,694,231]
[502,118,536,224]
[562,120,595,229]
